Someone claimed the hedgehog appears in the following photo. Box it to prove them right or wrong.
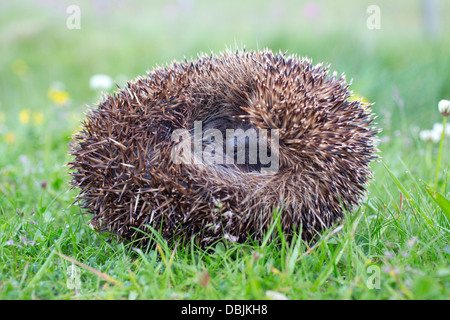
[68,49,378,248]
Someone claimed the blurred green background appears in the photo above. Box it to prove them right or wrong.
[1,0,449,300]
[0,0,449,212]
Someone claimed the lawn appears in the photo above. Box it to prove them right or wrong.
[0,0,449,300]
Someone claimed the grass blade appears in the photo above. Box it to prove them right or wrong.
[424,185,450,220]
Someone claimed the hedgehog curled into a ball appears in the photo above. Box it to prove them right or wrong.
[69,49,378,247]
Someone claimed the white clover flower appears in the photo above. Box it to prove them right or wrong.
[89,74,113,91]
[430,129,442,143]
[419,130,431,142]
[265,290,289,300]
[419,129,441,143]
[433,122,443,132]
[438,99,450,116]
[432,122,450,138]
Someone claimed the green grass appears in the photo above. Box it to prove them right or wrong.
[0,0,449,299]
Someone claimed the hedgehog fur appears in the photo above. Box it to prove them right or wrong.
[69,49,378,247]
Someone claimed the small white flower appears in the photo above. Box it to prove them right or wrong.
[432,122,450,138]
[265,290,289,300]
[419,130,431,142]
[438,99,450,116]
[433,122,443,133]
[430,129,441,143]
[224,233,238,242]
[89,74,113,91]
[419,129,441,143]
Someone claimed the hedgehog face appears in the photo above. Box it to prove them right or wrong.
[201,118,261,171]
[184,117,278,173]
[69,49,378,247]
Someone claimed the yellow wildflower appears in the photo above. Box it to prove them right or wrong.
[4,132,16,144]
[48,88,70,106]
[19,109,31,124]
[11,59,28,76]
[349,93,370,104]
[269,266,280,274]
[32,111,45,125]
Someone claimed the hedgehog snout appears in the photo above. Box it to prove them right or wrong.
[199,117,272,173]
